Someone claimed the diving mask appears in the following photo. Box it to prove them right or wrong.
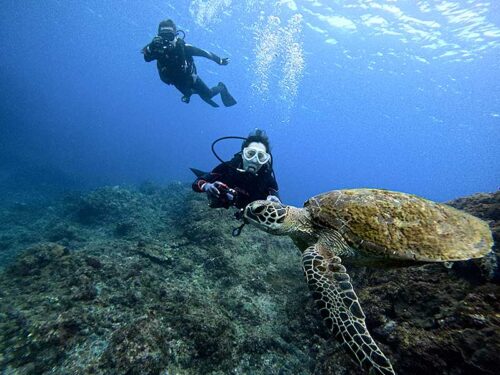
[243,146,270,165]
[162,31,176,42]
[242,142,270,175]
[159,26,177,42]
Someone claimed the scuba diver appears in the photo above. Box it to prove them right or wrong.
[192,129,280,214]
[142,19,236,108]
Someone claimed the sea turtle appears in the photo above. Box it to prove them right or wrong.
[243,188,493,375]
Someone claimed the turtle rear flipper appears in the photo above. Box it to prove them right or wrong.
[302,243,395,375]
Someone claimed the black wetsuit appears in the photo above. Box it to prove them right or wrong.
[192,154,279,209]
[142,38,227,107]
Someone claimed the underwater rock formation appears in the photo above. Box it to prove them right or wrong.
[0,184,498,374]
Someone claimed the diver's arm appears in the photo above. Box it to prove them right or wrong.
[141,44,159,62]
[142,44,157,62]
[192,164,227,192]
[267,175,280,199]
[142,36,164,62]
[269,187,280,199]
[185,44,225,65]
[193,175,210,192]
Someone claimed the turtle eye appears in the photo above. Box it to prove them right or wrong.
[252,205,266,215]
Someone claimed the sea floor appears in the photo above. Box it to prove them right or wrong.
[0,183,498,374]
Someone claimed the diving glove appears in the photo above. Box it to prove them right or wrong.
[151,36,164,48]
[202,182,220,197]
[203,181,236,202]
[266,195,281,203]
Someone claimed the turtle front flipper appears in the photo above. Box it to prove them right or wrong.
[302,244,395,375]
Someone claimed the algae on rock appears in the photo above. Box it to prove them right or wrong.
[0,184,499,374]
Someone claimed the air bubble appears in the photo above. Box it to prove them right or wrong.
[189,0,233,27]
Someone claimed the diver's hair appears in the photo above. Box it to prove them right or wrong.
[242,129,271,152]
[158,19,177,34]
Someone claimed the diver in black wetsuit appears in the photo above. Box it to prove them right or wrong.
[192,129,280,210]
[142,19,236,108]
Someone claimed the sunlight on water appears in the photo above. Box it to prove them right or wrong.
[187,0,306,115]
[185,0,497,121]
[189,0,232,27]
[301,0,500,64]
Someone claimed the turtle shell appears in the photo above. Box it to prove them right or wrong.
[304,189,493,262]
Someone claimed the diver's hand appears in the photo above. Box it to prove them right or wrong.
[266,195,281,203]
[151,36,164,49]
[202,182,221,197]
[219,57,229,66]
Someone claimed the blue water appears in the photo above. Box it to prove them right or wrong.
[1,0,499,205]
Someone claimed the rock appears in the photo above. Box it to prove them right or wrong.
[7,242,69,276]
[72,282,98,301]
[47,223,78,242]
[374,320,397,338]
[99,316,171,374]
[85,256,102,269]
[0,185,498,375]
[114,221,136,237]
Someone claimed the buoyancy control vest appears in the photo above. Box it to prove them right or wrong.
[156,39,196,84]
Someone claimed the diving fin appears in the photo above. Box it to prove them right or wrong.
[201,96,220,108]
[190,168,209,178]
[218,82,237,107]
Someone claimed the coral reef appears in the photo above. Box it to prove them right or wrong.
[0,184,498,374]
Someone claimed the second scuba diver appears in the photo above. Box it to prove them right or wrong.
[192,129,280,212]
[142,19,237,108]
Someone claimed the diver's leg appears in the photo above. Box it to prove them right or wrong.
[217,82,237,107]
[192,77,220,107]
[161,72,192,103]
[174,82,193,104]
[195,78,237,107]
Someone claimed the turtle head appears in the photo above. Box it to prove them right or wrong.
[244,200,296,235]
